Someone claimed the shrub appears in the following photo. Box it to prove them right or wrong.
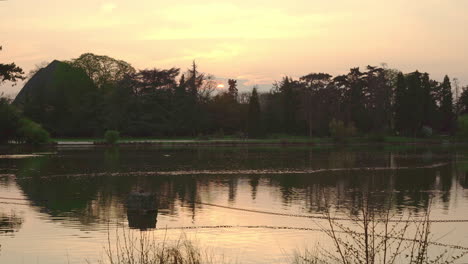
[0,97,21,143]
[104,130,120,144]
[421,126,433,138]
[212,129,224,139]
[329,119,356,142]
[457,115,468,139]
[17,118,50,144]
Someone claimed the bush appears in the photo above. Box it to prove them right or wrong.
[104,130,120,144]
[457,115,468,139]
[212,129,224,139]
[17,118,50,144]
[329,119,356,142]
[421,126,433,137]
[0,97,21,143]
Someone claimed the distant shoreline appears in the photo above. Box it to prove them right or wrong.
[47,136,459,147]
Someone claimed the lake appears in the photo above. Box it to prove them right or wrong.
[1,145,468,263]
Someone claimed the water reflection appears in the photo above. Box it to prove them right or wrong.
[2,146,468,264]
[5,146,463,228]
[0,210,23,234]
[126,191,158,230]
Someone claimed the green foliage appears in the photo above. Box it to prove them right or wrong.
[104,130,120,144]
[11,53,460,140]
[394,71,451,136]
[457,115,468,139]
[421,126,433,138]
[14,60,97,136]
[247,87,263,138]
[329,119,356,142]
[458,87,468,115]
[0,96,51,144]
[0,45,25,84]
[17,118,50,144]
[438,75,454,133]
[0,97,21,143]
[70,53,136,88]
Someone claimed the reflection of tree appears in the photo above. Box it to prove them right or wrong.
[461,172,468,189]
[249,176,260,200]
[228,177,238,202]
[0,211,23,234]
[11,147,459,230]
[271,164,453,216]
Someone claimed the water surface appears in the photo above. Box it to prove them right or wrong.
[1,145,468,263]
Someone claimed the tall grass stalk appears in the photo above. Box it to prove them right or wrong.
[294,193,468,264]
[97,227,226,264]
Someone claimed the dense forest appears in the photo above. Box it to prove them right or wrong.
[3,50,468,141]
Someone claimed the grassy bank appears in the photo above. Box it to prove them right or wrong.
[51,135,462,146]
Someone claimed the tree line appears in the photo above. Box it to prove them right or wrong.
[3,51,468,140]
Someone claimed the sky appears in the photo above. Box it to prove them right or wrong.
[1,0,467,97]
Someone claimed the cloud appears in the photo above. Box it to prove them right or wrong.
[141,3,339,40]
[101,2,117,13]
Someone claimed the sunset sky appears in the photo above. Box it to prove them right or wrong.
[1,0,467,96]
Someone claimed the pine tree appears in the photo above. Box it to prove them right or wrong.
[227,79,238,100]
[420,73,437,128]
[280,77,296,134]
[405,71,424,135]
[394,72,407,134]
[439,75,454,133]
[247,87,262,138]
[458,87,468,115]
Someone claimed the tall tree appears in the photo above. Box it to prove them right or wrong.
[438,75,454,133]
[279,77,298,134]
[364,66,392,133]
[420,73,438,128]
[405,71,424,135]
[458,86,468,115]
[394,72,407,134]
[299,73,335,136]
[247,87,262,138]
[228,79,238,100]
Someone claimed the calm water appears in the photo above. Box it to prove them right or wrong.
[1,145,468,263]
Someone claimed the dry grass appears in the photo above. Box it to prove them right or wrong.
[94,227,228,264]
[294,193,468,264]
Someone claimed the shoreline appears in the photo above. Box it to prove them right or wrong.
[53,138,460,147]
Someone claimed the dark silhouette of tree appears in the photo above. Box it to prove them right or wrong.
[405,71,424,135]
[228,79,238,100]
[458,87,468,115]
[0,97,21,143]
[0,46,25,85]
[299,73,336,136]
[364,66,393,133]
[278,77,298,134]
[247,87,262,138]
[438,75,454,133]
[11,51,464,139]
[393,72,407,134]
[14,60,96,136]
[70,53,135,89]
[420,73,438,129]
